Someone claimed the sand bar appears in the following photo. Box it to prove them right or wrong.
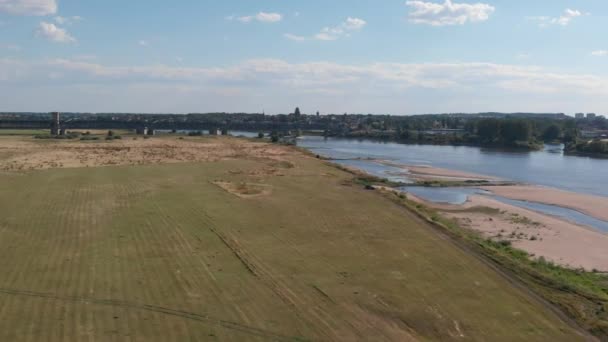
[481,185,608,222]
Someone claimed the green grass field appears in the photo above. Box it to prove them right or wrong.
[0,139,585,341]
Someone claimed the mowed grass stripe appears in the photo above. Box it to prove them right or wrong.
[141,181,308,339]
[98,166,287,340]
[169,175,328,339]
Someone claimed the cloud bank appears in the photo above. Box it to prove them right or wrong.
[2,58,607,113]
[0,0,57,16]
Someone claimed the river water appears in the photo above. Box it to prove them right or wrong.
[297,136,608,232]
[298,136,608,198]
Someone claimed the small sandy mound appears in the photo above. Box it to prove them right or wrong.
[213,181,272,198]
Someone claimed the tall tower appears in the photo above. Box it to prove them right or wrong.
[50,112,60,135]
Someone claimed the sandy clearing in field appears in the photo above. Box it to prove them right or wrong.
[0,136,294,171]
[481,185,608,223]
[406,192,608,271]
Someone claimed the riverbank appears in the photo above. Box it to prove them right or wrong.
[389,163,608,271]
[406,193,608,271]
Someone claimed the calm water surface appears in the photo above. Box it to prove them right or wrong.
[298,136,608,198]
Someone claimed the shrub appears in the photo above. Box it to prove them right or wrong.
[258,132,265,139]
[498,240,512,248]
[270,132,279,143]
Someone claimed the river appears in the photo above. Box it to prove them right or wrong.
[297,136,608,232]
[297,136,608,198]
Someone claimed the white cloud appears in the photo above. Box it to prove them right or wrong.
[557,9,582,25]
[316,17,366,40]
[36,22,75,43]
[138,40,148,46]
[406,0,495,26]
[255,12,282,23]
[0,0,57,16]
[286,17,366,42]
[343,17,366,30]
[54,15,83,25]
[591,50,608,57]
[230,12,283,23]
[528,8,585,28]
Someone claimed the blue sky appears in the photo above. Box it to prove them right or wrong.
[1,0,607,114]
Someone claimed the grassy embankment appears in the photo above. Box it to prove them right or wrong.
[355,173,608,339]
[0,134,588,341]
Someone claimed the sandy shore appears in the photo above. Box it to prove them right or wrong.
[375,160,499,181]
[406,193,608,271]
[481,185,608,222]
[406,165,500,181]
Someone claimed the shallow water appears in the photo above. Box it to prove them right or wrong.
[400,186,487,205]
[495,197,608,233]
[399,186,608,233]
[335,159,412,183]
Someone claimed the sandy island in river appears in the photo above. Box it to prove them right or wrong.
[480,185,608,223]
[375,160,499,181]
